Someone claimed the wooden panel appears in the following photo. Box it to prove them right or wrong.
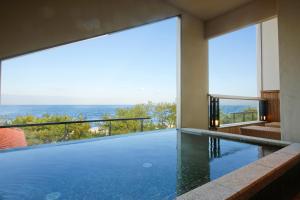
[217,126,241,134]
[265,122,280,128]
[261,90,280,122]
[240,125,281,140]
[216,122,265,134]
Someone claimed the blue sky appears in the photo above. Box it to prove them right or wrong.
[209,25,257,97]
[1,17,257,105]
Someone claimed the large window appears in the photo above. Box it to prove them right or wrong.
[0,18,178,147]
[2,19,177,105]
[209,25,259,125]
[209,25,257,97]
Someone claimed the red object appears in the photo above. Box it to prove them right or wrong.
[0,128,27,149]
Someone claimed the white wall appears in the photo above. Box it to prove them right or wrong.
[259,18,280,91]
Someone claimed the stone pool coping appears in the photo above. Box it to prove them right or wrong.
[177,128,300,200]
[180,128,290,147]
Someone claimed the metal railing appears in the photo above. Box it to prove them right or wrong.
[222,111,258,124]
[209,94,263,128]
[209,94,264,101]
[0,117,151,138]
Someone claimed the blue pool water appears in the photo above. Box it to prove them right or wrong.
[0,129,279,200]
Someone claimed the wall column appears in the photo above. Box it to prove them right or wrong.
[180,14,208,129]
[0,60,1,105]
[278,0,300,142]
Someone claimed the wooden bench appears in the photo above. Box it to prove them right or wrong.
[265,122,281,128]
[240,125,281,140]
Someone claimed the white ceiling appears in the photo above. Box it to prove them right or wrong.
[166,0,253,20]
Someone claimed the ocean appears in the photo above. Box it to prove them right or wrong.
[0,105,132,121]
[0,105,256,121]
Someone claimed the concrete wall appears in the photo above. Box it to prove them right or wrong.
[278,0,300,142]
[259,18,280,91]
[180,15,208,129]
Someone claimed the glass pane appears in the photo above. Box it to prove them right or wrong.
[219,99,259,125]
[0,18,178,149]
[209,25,257,97]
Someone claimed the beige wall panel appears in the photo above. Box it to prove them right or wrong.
[180,14,208,129]
[261,18,280,91]
[277,0,300,142]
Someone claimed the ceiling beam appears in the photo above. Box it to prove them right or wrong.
[204,0,277,39]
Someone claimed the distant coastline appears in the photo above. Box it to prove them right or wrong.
[0,104,256,121]
[0,105,132,121]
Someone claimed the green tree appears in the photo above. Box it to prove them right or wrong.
[101,102,176,135]
[220,107,258,125]
[154,103,176,128]
[10,102,177,146]
[11,114,91,145]
[101,103,155,134]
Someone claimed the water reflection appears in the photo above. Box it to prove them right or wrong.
[177,132,210,195]
[209,137,221,159]
[176,131,277,196]
[0,129,278,199]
